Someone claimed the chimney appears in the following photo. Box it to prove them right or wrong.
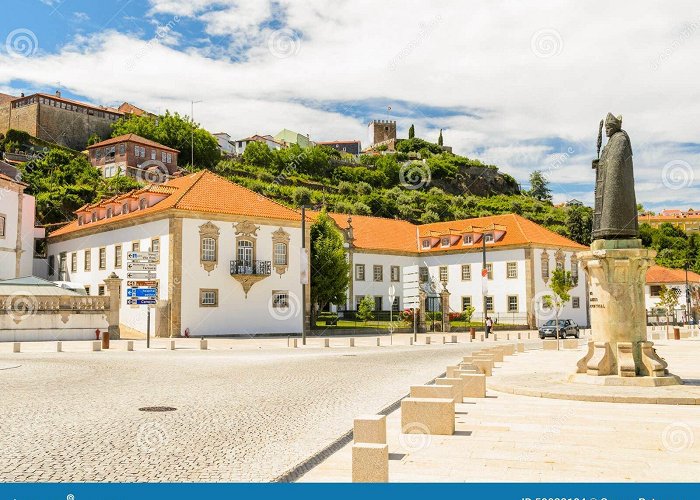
[55,90,61,98]
[20,92,25,97]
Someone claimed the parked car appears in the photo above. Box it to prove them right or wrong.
[539,319,579,339]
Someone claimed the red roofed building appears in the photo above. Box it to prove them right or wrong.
[645,265,700,324]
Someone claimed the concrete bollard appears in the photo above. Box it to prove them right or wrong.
[324,338,330,348]
[451,335,457,343]
[459,373,487,398]
[401,398,455,436]
[518,332,522,340]
[168,340,175,350]
[435,377,465,399]
[410,384,460,404]
[126,340,134,352]
[56,341,62,353]
[200,339,208,350]
[425,336,431,345]
[543,340,558,350]
[563,338,579,349]
[352,444,388,482]
[471,358,493,376]
[13,342,21,353]
[502,343,515,356]
[292,338,298,348]
[92,341,101,352]
[517,342,525,352]
[350,338,355,347]
[409,337,413,345]
[493,333,498,341]
[354,415,387,444]
[480,334,485,342]
[376,338,381,347]
[442,336,446,344]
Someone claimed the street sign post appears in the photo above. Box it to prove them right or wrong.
[127,251,159,261]
[127,251,159,348]
[127,262,157,272]
[126,272,157,280]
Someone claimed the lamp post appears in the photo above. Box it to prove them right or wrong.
[191,100,202,168]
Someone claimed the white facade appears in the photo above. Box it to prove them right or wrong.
[213,133,236,155]
[0,175,40,280]
[233,136,283,155]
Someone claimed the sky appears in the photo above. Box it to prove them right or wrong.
[1,0,699,211]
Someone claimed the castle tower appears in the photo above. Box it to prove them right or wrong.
[367,120,397,147]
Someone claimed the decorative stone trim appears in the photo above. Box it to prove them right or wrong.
[616,342,636,377]
[234,220,260,238]
[271,227,290,276]
[540,250,549,281]
[554,248,565,271]
[199,221,219,273]
[587,341,614,376]
[576,341,594,373]
[640,341,669,377]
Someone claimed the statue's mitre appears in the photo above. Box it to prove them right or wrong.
[605,113,622,127]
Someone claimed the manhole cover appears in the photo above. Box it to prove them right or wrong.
[138,406,177,412]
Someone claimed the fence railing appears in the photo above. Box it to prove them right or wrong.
[230,260,272,276]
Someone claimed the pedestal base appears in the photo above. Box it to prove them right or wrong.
[567,373,682,387]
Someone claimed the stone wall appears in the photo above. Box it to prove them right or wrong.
[0,103,10,135]
[37,104,114,150]
[5,103,39,138]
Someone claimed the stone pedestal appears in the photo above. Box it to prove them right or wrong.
[103,273,123,340]
[576,239,680,385]
[440,288,451,332]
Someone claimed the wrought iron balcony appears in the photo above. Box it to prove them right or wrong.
[230,260,271,276]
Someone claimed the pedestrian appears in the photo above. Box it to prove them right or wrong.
[485,316,493,338]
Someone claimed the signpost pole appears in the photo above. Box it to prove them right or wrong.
[147,307,151,349]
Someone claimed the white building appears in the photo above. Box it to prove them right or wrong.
[316,212,589,328]
[0,172,44,280]
[645,264,700,323]
[232,135,284,155]
[47,171,305,337]
[213,133,236,155]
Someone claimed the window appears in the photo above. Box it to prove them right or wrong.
[200,289,218,307]
[84,249,91,271]
[91,212,98,222]
[421,239,431,249]
[85,286,91,295]
[274,242,288,266]
[132,242,140,252]
[99,248,106,270]
[541,251,550,280]
[419,266,429,283]
[167,153,172,163]
[139,198,147,210]
[572,297,580,308]
[151,238,160,261]
[71,252,77,273]
[650,285,662,297]
[374,296,383,311]
[122,202,129,215]
[58,253,67,281]
[355,296,364,309]
[106,207,113,218]
[463,235,472,245]
[237,240,253,265]
[161,151,167,162]
[440,237,450,247]
[485,296,494,312]
[484,233,494,243]
[115,245,122,268]
[439,266,448,282]
[0,215,5,237]
[355,264,365,281]
[272,291,289,309]
[507,295,519,312]
[461,296,472,311]
[485,263,493,279]
[391,297,400,312]
[390,265,400,282]
[507,262,518,279]
[118,143,126,155]
[201,237,216,261]
[461,264,471,281]
[151,150,157,160]
[48,255,55,276]
[571,255,579,281]
[373,265,383,282]
[98,285,105,296]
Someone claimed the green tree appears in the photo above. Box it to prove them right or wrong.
[86,133,101,147]
[529,170,552,202]
[544,268,576,348]
[310,211,351,326]
[242,141,273,168]
[111,111,221,169]
[438,129,443,146]
[408,124,415,139]
[357,295,375,324]
[566,204,592,245]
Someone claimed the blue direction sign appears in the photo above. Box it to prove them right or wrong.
[127,287,158,298]
[127,298,157,305]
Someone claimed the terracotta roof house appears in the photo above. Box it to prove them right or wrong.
[645,264,700,323]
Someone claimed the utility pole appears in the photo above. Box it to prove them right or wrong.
[301,205,308,345]
[685,263,693,328]
[191,100,202,168]
[481,230,488,336]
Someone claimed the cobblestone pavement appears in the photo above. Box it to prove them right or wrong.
[0,335,516,482]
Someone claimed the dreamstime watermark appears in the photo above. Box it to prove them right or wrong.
[388,15,443,70]
[136,421,168,452]
[542,146,575,182]
[519,413,567,462]
[399,422,432,452]
[651,17,700,70]
[136,159,170,185]
[269,291,300,321]
[267,28,301,59]
[661,159,694,190]
[661,422,694,452]
[530,28,563,58]
[531,290,558,323]
[5,28,38,57]
[399,161,431,190]
[125,16,181,70]
[5,292,39,324]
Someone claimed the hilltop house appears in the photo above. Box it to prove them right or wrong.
[233,134,284,155]
[274,129,311,148]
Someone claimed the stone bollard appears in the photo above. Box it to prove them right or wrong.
[458,373,487,398]
[92,341,101,352]
[56,341,62,353]
[425,336,431,345]
[451,335,457,343]
[354,415,387,444]
[543,340,558,350]
[480,334,485,342]
[517,332,522,340]
[350,338,355,347]
[517,342,525,352]
[409,337,414,346]
[101,330,110,350]
[352,444,388,482]
[410,384,460,404]
[493,333,498,341]
[200,338,208,350]
[13,342,21,353]
[292,338,298,348]
[126,340,134,352]
[376,338,381,347]
[324,338,330,348]
[401,398,455,435]
[442,336,446,344]
[168,340,175,351]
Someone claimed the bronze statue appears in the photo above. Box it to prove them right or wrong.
[592,113,639,240]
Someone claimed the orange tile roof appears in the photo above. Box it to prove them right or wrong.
[49,171,301,238]
[118,102,150,116]
[646,265,700,284]
[86,134,180,153]
[0,172,27,186]
[309,212,586,253]
[0,92,16,105]
[639,214,700,222]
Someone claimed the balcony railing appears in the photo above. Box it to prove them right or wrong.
[230,260,271,276]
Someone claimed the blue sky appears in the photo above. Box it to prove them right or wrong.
[1,0,699,211]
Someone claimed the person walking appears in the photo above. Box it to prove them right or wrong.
[485,316,493,338]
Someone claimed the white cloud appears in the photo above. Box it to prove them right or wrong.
[2,0,700,209]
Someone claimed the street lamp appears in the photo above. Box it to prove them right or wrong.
[191,100,203,168]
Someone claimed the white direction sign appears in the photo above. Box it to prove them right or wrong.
[127,262,157,272]
[127,272,157,280]
[402,265,420,309]
[128,251,158,261]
